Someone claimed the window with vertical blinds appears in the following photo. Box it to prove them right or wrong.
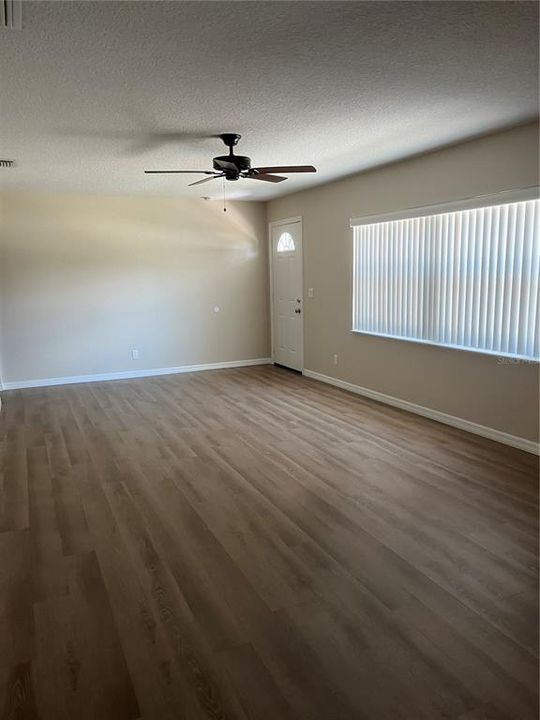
[352,198,539,360]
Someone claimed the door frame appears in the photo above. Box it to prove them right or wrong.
[268,216,304,371]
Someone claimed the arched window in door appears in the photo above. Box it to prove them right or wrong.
[277,232,295,252]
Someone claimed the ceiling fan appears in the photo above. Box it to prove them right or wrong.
[144,133,317,186]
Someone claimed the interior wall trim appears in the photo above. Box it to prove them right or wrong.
[3,358,273,390]
[302,368,539,455]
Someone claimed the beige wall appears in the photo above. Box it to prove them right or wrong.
[0,193,269,382]
[0,194,4,393]
[268,122,540,442]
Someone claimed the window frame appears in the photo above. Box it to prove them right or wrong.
[349,186,540,362]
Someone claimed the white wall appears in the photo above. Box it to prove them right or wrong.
[268,122,540,443]
[0,193,269,384]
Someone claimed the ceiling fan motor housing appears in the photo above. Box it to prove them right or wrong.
[213,154,251,177]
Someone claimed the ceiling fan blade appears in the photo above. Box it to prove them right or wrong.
[144,170,216,174]
[214,159,239,172]
[188,175,223,187]
[252,165,316,174]
[247,173,287,183]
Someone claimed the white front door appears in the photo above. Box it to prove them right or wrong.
[271,220,303,371]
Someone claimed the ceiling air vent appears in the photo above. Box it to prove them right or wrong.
[1,0,22,29]
[0,160,16,168]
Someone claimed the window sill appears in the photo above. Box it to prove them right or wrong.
[350,329,539,363]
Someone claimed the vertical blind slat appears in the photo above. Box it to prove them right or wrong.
[522,202,536,357]
[529,202,540,358]
[352,198,540,360]
[511,204,525,355]
[478,208,490,350]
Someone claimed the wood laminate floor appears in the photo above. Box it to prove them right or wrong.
[0,365,538,720]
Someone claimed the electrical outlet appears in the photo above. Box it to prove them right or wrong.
[333,354,339,365]
[131,349,139,360]
[307,288,314,298]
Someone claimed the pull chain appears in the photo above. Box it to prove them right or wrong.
[222,177,227,213]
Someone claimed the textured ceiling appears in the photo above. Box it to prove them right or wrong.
[0,1,538,200]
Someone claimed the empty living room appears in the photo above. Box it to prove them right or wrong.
[0,1,539,719]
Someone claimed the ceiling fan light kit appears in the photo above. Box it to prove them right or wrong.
[144,133,317,187]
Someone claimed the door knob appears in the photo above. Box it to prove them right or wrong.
[295,308,302,314]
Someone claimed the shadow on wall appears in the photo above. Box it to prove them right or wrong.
[0,193,269,380]
[2,193,261,256]
[1,194,264,320]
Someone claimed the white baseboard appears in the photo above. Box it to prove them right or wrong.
[302,369,539,455]
[3,358,273,391]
